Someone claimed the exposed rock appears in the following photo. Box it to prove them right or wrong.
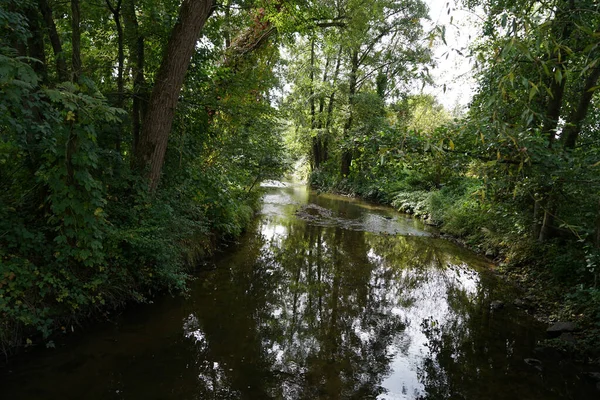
[490,300,505,311]
[547,322,577,338]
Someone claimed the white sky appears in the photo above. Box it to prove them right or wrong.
[422,0,483,111]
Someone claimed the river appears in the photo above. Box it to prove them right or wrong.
[1,181,597,399]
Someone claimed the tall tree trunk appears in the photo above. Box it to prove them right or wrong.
[541,1,576,147]
[106,0,125,152]
[71,0,82,81]
[562,66,600,149]
[322,48,343,164]
[309,38,316,168]
[134,0,215,191]
[341,50,358,177]
[325,46,343,131]
[309,38,319,170]
[541,76,566,148]
[313,52,331,169]
[39,0,68,81]
[123,0,146,155]
[25,7,48,82]
[536,1,576,241]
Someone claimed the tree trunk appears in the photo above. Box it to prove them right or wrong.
[313,52,331,170]
[341,50,358,177]
[541,1,576,147]
[134,0,215,191]
[25,7,48,82]
[106,0,125,152]
[39,0,68,81]
[541,75,566,148]
[324,45,343,132]
[538,190,558,242]
[310,38,318,170]
[536,1,575,241]
[123,0,146,155]
[71,0,82,81]
[562,66,600,149]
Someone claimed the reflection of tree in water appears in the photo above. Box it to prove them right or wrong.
[180,219,414,399]
[268,223,407,399]
[365,235,557,400]
[179,216,565,399]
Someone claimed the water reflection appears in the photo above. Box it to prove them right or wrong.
[1,184,596,399]
[177,185,593,399]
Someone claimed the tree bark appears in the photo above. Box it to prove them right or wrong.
[39,0,68,81]
[25,7,48,82]
[134,0,215,191]
[536,1,575,242]
[325,45,343,131]
[309,38,319,170]
[541,1,576,148]
[106,0,125,152]
[341,50,358,177]
[562,66,600,149]
[71,0,82,81]
[541,75,566,148]
[123,0,146,155]
[312,51,331,170]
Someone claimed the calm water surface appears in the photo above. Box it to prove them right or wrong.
[1,182,597,399]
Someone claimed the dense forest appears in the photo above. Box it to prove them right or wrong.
[1,0,599,356]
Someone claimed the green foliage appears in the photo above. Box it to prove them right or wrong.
[0,0,288,355]
[296,0,600,343]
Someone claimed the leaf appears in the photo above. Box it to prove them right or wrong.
[555,68,562,84]
[529,82,538,101]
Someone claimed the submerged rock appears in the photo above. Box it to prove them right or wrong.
[524,358,543,371]
[547,322,577,338]
[583,372,600,382]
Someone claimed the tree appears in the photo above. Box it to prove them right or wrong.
[133,0,215,191]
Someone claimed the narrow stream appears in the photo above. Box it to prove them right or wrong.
[1,182,597,399]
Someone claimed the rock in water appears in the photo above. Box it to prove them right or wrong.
[546,321,576,338]
[524,358,543,372]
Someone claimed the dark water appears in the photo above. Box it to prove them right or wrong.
[1,182,597,399]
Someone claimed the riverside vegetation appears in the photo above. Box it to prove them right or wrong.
[1,0,600,362]
[283,0,600,358]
